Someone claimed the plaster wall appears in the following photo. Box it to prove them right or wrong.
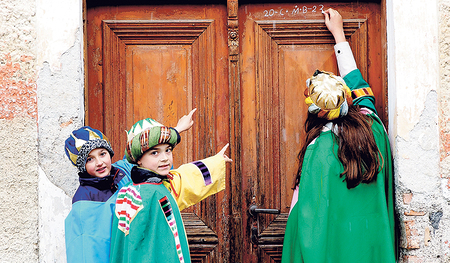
[0,0,39,262]
[0,119,39,262]
[441,1,450,169]
[439,0,450,262]
[388,0,450,261]
[1,0,447,262]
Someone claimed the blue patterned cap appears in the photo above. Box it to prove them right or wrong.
[64,126,114,173]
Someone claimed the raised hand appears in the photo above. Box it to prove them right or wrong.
[323,8,346,44]
[217,143,232,163]
[174,108,197,133]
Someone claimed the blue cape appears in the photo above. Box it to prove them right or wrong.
[65,159,133,263]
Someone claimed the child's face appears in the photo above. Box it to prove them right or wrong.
[85,148,112,178]
[137,144,173,176]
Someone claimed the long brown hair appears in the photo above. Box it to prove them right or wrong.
[294,105,381,189]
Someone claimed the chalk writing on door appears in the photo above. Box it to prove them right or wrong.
[263,5,325,17]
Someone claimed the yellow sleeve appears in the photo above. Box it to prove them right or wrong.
[165,154,226,211]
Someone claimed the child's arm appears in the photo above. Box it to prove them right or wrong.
[166,144,231,211]
[324,8,377,114]
[324,8,356,78]
[174,108,197,134]
[324,8,345,44]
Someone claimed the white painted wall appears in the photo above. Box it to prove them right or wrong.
[38,167,71,263]
[36,0,84,261]
[387,0,447,261]
[36,0,82,71]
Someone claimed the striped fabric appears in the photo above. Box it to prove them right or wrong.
[352,87,374,99]
[115,185,144,235]
[159,126,171,144]
[192,161,212,186]
[159,196,185,263]
[140,129,150,153]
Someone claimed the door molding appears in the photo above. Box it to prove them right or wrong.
[227,1,244,262]
[256,18,368,79]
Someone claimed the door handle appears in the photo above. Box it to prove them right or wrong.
[248,204,280,218]
[248,205,280,245]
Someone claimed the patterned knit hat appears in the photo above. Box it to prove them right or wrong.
[304,70,353,120]
[65,126,114,173]
[125,118,179,164]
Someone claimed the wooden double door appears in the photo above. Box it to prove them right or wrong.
[86,1,385,262]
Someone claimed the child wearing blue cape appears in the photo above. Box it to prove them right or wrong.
[64,109,196,263]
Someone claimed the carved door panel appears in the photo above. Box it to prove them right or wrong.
[87,4,230,262]
[238,2,384,263]
[86,1,385,263]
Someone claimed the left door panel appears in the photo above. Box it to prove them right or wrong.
[86,5,230,262]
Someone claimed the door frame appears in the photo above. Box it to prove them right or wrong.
[82,1,387,262]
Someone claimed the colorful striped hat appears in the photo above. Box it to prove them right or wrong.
[64,126,114,173]
[125,118,179,164]
[304,70,353,120]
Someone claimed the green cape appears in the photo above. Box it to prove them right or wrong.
[281,70,396,263]
[110,181,190,263]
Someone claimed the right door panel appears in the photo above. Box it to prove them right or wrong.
[238,2,384,262]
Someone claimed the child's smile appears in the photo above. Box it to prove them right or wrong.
[158,163,171,170]
[96,166,107,174]
[85,148,112,178]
